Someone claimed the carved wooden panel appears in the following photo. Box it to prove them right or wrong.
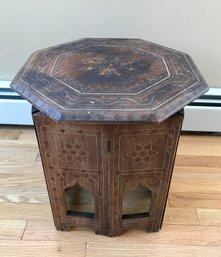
[33,112,108,234]
[33,109,183,236]
[109,112,183,236]
[116,130,171,172]
[41,127,101,172]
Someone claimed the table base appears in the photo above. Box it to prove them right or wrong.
[33,108,183,237]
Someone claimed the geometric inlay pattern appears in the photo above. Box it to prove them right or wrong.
[50,46,168,95]
[10,38,209,123]
[127,142,158,165]
[32,107,184,236]
[61,142,90,163]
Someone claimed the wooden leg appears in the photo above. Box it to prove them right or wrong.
[56,223,72,232]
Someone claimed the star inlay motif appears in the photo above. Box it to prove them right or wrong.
[62,142,90,163]
[127,142,158,165]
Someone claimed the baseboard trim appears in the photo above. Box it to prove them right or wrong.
[0,99,33,125]
[182,106,221,132]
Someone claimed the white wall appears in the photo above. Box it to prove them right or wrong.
[0,0,220,87]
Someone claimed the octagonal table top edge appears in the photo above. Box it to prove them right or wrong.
[10,38,209,123]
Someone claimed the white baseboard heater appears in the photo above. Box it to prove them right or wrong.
[0,81,221,132]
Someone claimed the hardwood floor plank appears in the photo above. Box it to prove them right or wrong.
[170,179,221,193]
[35,152,41,162]
[85,242,221,257]
[177,140,221,156]
[17,127,38,146]
[0,163,44,176]
[0,164,48,203]
[0,144,38,164]
[0,128,21,140]
[0,162,48,203]
[0,126,37,147]
[23,221,221,246]
[196,208,221,226]
[121,224,218,246]
[0,172,46,192]
[180,134,221,143]
[0,241,85,257]
[172,166,221,180]
[175,155,221,168]
[0,220,27,240]
[0,163,42,174]
[115,225,221,246]
[0,193,49,204]
[169,192,221,209]
[0,203,52,220]
[164,207,199,225]
[22,221,96,242]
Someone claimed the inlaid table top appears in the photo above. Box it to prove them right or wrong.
[10,38,208,122]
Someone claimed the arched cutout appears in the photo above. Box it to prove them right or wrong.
[65,183,95,219]
[122,183,152,219]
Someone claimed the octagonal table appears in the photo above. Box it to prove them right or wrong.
[11,38,208,236]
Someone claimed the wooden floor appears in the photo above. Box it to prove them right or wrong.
[0,125,221,257]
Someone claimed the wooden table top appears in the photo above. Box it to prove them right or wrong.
[10,38,208,122]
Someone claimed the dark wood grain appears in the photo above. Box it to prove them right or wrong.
[11,38,208,123]
[33,109,183,236]
[11,38,206,236]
